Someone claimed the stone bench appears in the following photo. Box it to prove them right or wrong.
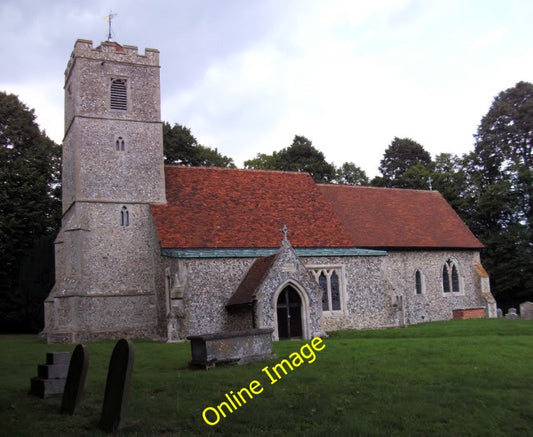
[187,328,274,369]
[452,307,486,320]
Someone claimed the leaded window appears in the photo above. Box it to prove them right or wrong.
[443,259,461,293]
[309,266,345,313]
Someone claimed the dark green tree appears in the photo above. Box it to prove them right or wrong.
[242,151,282,170]
[373,137,432,187]
[163,122,235,167]
[335,162,369,185]
[245,135,336,183]
[430,153,469,217]
[467,81,533,307]
[0,92,61,332]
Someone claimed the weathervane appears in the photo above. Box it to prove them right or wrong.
[104,10,118,41]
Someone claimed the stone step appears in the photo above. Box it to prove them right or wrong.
[30,376,66,398]
[38,363,69,379]
[46,352,70,365]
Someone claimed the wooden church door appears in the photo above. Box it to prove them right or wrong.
[277,286,303,340]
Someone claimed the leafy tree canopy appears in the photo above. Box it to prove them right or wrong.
[335,162,369,185]
[0,92,61,331]
[473,81,533,229]
[374,137,432,187]
[245,135,336,183]
[467,81,533,306]
[163,122,235,168]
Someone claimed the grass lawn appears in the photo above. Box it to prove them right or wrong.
[1,319,532,436]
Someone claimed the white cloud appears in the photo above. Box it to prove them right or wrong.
[471,27,507,50]
[2,0,532,178]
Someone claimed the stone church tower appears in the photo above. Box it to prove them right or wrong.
[43,40,166,343]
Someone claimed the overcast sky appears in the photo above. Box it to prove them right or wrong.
[1,0,532,176]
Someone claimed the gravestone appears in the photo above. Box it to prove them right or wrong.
[505,307,519,320]
[520,301,533,320]
[60,344,89,415]
[99,339,135,433]
[30,352,70,398]
[497,308,503,318]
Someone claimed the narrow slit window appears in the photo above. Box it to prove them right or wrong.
[319,273,328,311]
[443,266,451,293]
[331,271,341,310]
[110,78,127,110]
[120,206,129,227]
[451,264,460,292]
[415,270,423,294]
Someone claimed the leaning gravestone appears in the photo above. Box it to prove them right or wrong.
[505,307,519,320]
[99,339,135,433]
[60,344,89,415]
[520,301,533,320]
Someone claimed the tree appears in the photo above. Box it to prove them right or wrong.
[245,135,336,183]
[163,122,235,167]
[374,137,432,187]
[430,153,469,217]
[0,92,61,332]
[335,162,369,185]
[468,81,533,307]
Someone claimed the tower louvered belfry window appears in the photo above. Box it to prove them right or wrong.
[110,78,127,110]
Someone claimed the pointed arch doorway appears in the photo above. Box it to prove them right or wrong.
[277,285,303,340]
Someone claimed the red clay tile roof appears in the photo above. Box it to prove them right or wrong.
[151,166,483,250]
[151,167,355,249]
[226,255,277,307]
[318,184,483,249]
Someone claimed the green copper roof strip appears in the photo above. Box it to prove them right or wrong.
[161,247,386,258]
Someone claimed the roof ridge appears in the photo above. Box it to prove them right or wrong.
[164,165,314,177]
[317,183,440,194]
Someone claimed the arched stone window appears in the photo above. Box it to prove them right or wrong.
[415,269,425,295]
[309,266,345,313]
[443,259,461,293]
[115,136,125,151]
[120,206,129,227]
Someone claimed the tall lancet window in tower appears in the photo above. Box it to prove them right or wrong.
[110,78,127,110]
[120,206,130,227]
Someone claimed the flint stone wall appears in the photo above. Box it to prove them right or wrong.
[162,248,490,340]
[45,203,161,343]
[380,250,488,326]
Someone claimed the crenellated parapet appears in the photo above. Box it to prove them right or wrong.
[65,39,159,82]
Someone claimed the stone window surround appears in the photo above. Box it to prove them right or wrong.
[415,269,426,295]
[115,135,125,151]
[442,257,464,296]
[307,264,346,316]
[120,205,130,227]
[109,76,129,111]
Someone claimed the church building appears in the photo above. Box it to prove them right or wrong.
[43,40,496,343]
